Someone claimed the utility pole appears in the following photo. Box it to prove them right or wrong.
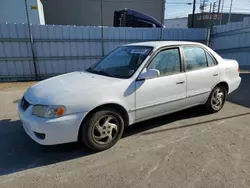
[228,0,233,23]
[191,0,196,28]
[212,2,217,26]
[208,3,213,29]
[100,0,104,57]
[217,0,221,26]
[200,0,208,21]
[206,3,213,46]
[200,0,206,13]
[161,0,165,24]
[217,0,221,13]
[160,0,165,39]
[220,0,225,25]
[202,0,206,12]
[25,0,38,80]
[208,2,217,44]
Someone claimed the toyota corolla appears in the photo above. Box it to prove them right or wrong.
[18,41,241,151]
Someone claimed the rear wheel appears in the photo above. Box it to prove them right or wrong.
[205,85,227,113]
[80,108,124,151]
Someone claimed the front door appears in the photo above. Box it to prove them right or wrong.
[135,47,187,121]
[182,46,220,107]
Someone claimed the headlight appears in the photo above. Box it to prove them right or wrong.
[32,105,65,118]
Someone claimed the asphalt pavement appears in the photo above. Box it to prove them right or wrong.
[0,73,250,188]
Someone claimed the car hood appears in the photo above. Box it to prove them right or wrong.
[24,71,123,105]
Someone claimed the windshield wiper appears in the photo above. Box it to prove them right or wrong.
[98,70,115,77]
[86,68,115,78]
[86,67,96,73]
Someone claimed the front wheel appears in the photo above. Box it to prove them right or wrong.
[205,85,227,113]
[80,108,124,151]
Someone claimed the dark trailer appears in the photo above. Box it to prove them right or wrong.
[114,9,165,28]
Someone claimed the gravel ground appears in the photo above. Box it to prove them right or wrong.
[0,74,250,188]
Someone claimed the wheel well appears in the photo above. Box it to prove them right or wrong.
[79,103,129,132]
[78,103,129,141]
[216,82,229,93]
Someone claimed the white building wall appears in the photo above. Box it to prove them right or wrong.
[0,0,45,24]
[164,17,188,28]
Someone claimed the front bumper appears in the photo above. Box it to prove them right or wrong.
[18,102,87,145]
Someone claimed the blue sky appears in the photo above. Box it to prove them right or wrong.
[165,0,250,19]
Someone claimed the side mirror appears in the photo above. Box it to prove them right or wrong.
[137,69,160,80]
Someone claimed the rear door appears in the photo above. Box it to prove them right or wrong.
[181,45,219,107]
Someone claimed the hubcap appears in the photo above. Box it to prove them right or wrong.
[92,115,119,144]
[211,88,224,110]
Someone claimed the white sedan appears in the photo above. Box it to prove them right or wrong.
[18,41,241,151]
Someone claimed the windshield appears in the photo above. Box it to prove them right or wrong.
[86,46,153,78]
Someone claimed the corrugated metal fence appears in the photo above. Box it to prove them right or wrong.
[211,17,250,69]
[0,23,207,81]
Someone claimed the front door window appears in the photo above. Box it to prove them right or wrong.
[148,48,181,76]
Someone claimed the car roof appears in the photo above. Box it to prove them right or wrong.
[124,41,201,49]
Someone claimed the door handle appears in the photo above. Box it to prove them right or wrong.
[176,81,185,84]
[213,73,219,76]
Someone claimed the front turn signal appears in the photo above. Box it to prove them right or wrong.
[56,107,65,116]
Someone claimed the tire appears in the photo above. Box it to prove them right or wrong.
[204,85,227,113]
[80,108,124,151]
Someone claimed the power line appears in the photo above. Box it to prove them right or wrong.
[167,2,192,4]
[222,7,250,11]
[166,4,193,6]
[166,2,200,5]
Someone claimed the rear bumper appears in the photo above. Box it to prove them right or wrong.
[229,77,241,94]
[18,103,87,145]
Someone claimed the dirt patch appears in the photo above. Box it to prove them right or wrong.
[0,82,37,91]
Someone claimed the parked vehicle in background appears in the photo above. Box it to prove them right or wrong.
[18,41,241,151]
[113,9,165,28]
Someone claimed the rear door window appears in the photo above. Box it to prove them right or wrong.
[183,46,208,71]
[206,52,216,67]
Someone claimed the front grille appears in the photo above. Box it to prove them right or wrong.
[21,97,30,111]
